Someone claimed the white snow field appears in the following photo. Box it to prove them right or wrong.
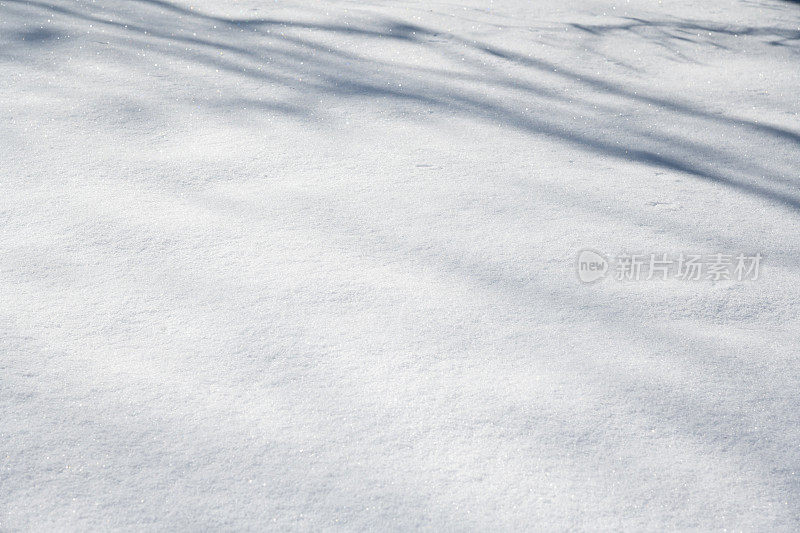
[2,0,800,529]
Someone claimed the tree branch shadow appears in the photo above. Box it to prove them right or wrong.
[3,0,800,211]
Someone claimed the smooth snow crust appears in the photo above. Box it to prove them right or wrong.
[2,0,800,529]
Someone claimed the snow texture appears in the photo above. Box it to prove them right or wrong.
[2,0,800,529]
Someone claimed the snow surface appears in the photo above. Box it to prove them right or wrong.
[2,0,800,529]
